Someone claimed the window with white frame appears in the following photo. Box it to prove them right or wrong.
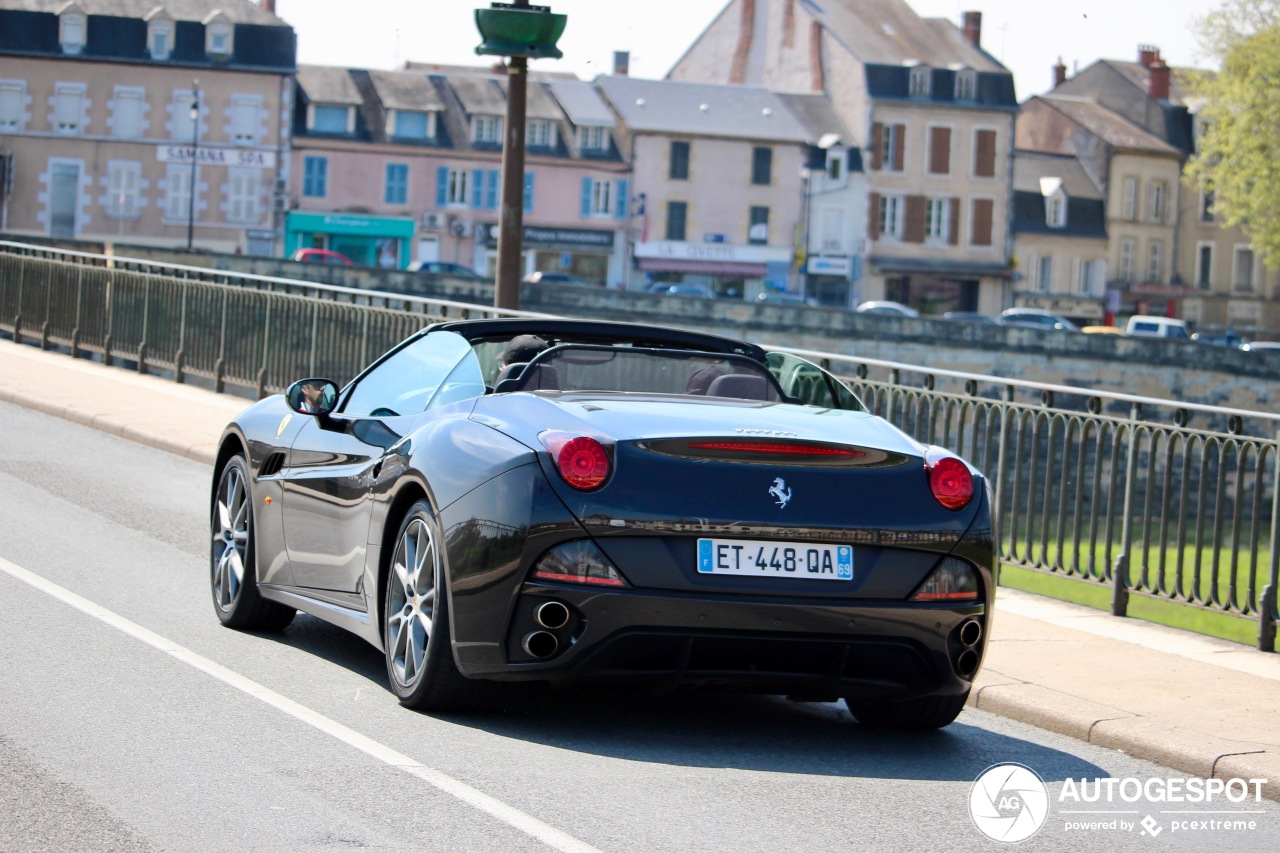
[909,66,931,97]
[1046,192,1067,228]
[1079,259,1103,296]
[878,195,903,239]
[53,84,85,134]
[954,69,977,101]
[393,110,433,139]
[207,23,233,56]
[1147,240,1164,282]
[1037,256,1052,292]
[589,178,614,216]
[445,168,469,206]
[472,115,501,143]
[312,105,349,133]
[1147,180,1167,223]
[881,124,905,172]
[1122,177,1137,220]
[925,197,950,242]
[164,165,193,220]
[227,169,259,223]
[111,87,144,138]
[0,81,25,131]
[60,13,86,55]
[105,162,141,219]
[230,96,259,145]
[527,119,554,147]
[172,90,197,140]
[148,21,172,60]
[1233,246,1256,291]
[579,125,608,151]
[1196,243,1214,289]
[1119,237,1135,282]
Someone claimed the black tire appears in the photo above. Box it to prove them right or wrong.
[383,500,490,712]
[211,454,296,631]
[845,691,970,730]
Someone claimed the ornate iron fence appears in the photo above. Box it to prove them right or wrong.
[2,242,1277,649]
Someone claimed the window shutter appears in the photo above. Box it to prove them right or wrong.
[580,177,593,217]
[615,179,629,219]
[929,127,951,175]
[523,171,534,212]
[436,166,448,207]
[948,197,960,245]
[974,130,996,177]
[870,123,883,171]
[471,169,484,208]
[971,199,993,246]
[904,195,926,243]
[868,193,881,239]
[892,124,906,171]
[485,170,499,210]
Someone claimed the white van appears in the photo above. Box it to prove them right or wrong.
[1125,315,1190,339]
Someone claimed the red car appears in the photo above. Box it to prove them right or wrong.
[291,248,353,266]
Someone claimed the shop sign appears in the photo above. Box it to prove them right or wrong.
[806,256,852,276]
[157,146,276,168]
[634,240,791,265]
[482,223,615,248]
[1020,294,1104,319]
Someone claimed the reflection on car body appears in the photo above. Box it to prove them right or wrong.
[210,319,994,729]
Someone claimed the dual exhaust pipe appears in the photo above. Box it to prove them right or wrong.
[955,619,983,677]
[521,600,572,660]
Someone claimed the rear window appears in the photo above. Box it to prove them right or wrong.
[1131,322,1159,334]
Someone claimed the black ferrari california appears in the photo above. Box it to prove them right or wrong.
[211,319,994,728]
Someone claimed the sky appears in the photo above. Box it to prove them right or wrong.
[276,0,1220,100]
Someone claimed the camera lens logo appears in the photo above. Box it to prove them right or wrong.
[970,763,1050,843]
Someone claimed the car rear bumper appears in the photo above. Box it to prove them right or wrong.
[461,583,987,701]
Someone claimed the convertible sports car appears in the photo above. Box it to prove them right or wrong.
[211,319,994,728]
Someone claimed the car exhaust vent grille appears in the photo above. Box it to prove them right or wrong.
[640,438,905,468]
[258,452,286,478]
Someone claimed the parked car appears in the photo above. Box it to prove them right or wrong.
[942,311,997,324]
[657,283,716,298]
[410,261,486,280]
[855,300,920,318]
[210,318,994,728]
[291,248,353,266]
[998,308,1079,331]
[1191,330,1246,349]
[524,271,600,286]
[1125,315,1190,339]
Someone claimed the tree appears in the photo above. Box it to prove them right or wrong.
[1186,0,1280,268]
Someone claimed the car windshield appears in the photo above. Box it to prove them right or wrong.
[502,345,784,402]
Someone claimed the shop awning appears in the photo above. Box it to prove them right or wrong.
[868,256,1014,279]
[637,258,768,277]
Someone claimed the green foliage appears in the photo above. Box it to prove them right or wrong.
[1187,1,1280,267]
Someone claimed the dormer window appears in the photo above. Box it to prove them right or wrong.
[1040,178,1067,228]
[909,66,931,98]
[392,109,434,140]
[60,11,86,55]
[311,105,351,133]
[527,119,555,148]
[955,69,977,101]
[149,21,173,60]
[472,115,501,143]
[579,125,608,151]
[206,22,233,57]
[827,149,844,181]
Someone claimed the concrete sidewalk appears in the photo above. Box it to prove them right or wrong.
[2,338,1279,798]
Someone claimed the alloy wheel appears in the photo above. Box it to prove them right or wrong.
[212,464,250,612]
[387,518,437,689]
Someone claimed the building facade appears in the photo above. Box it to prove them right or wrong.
[0,0,295,255]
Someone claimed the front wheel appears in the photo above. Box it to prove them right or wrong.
[845,691,969,730]
[211,454,295,631]
[383,500,490,711]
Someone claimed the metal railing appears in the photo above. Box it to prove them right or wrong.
[1,242,1277,650]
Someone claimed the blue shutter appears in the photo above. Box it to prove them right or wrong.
[486,170,499,210]
[580,177,593,218]
[471,169,483,209]
[523,172,534,212]
[436,166,448,207]
[615,178,629,219]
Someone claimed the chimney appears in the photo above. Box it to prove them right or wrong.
[1138,44,1159,68]
[1148,59,1171,101]
[260,0,276,13]
[613,50,630,76]
[1052,57,1067,88]
[962,11,982,48]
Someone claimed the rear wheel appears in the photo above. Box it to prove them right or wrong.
[845,691,969,730]
[384,500,490,711]
[211,454,296,631]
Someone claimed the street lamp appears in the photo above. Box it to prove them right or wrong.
[475,2,567,309]
[186,80,199,251]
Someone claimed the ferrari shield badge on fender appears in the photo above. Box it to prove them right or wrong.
[769,477,792,508]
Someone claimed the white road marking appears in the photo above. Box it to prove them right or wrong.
[0,555,602,853]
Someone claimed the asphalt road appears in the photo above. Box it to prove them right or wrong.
[2,399,1279,853]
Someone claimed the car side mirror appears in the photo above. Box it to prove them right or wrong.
[286,378,339,416]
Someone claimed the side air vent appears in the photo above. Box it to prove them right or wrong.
[638,438,906,468]
[258,452,286,478]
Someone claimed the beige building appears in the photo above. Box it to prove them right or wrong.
[667,1,1018,315]
[0,0,295,255]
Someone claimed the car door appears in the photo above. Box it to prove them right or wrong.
[280,330,475,594]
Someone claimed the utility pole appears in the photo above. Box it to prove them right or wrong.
[186,80,200,251]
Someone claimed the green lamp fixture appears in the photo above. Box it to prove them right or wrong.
[475,2,567,60]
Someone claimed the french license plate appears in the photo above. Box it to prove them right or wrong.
[697,538,853,581]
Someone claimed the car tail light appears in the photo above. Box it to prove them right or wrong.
[925,450,973,510]
[911,556,979,602]
[539,431,612,491]
[532,540,629,587]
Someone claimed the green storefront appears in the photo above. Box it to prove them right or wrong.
[284,212,415,268]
